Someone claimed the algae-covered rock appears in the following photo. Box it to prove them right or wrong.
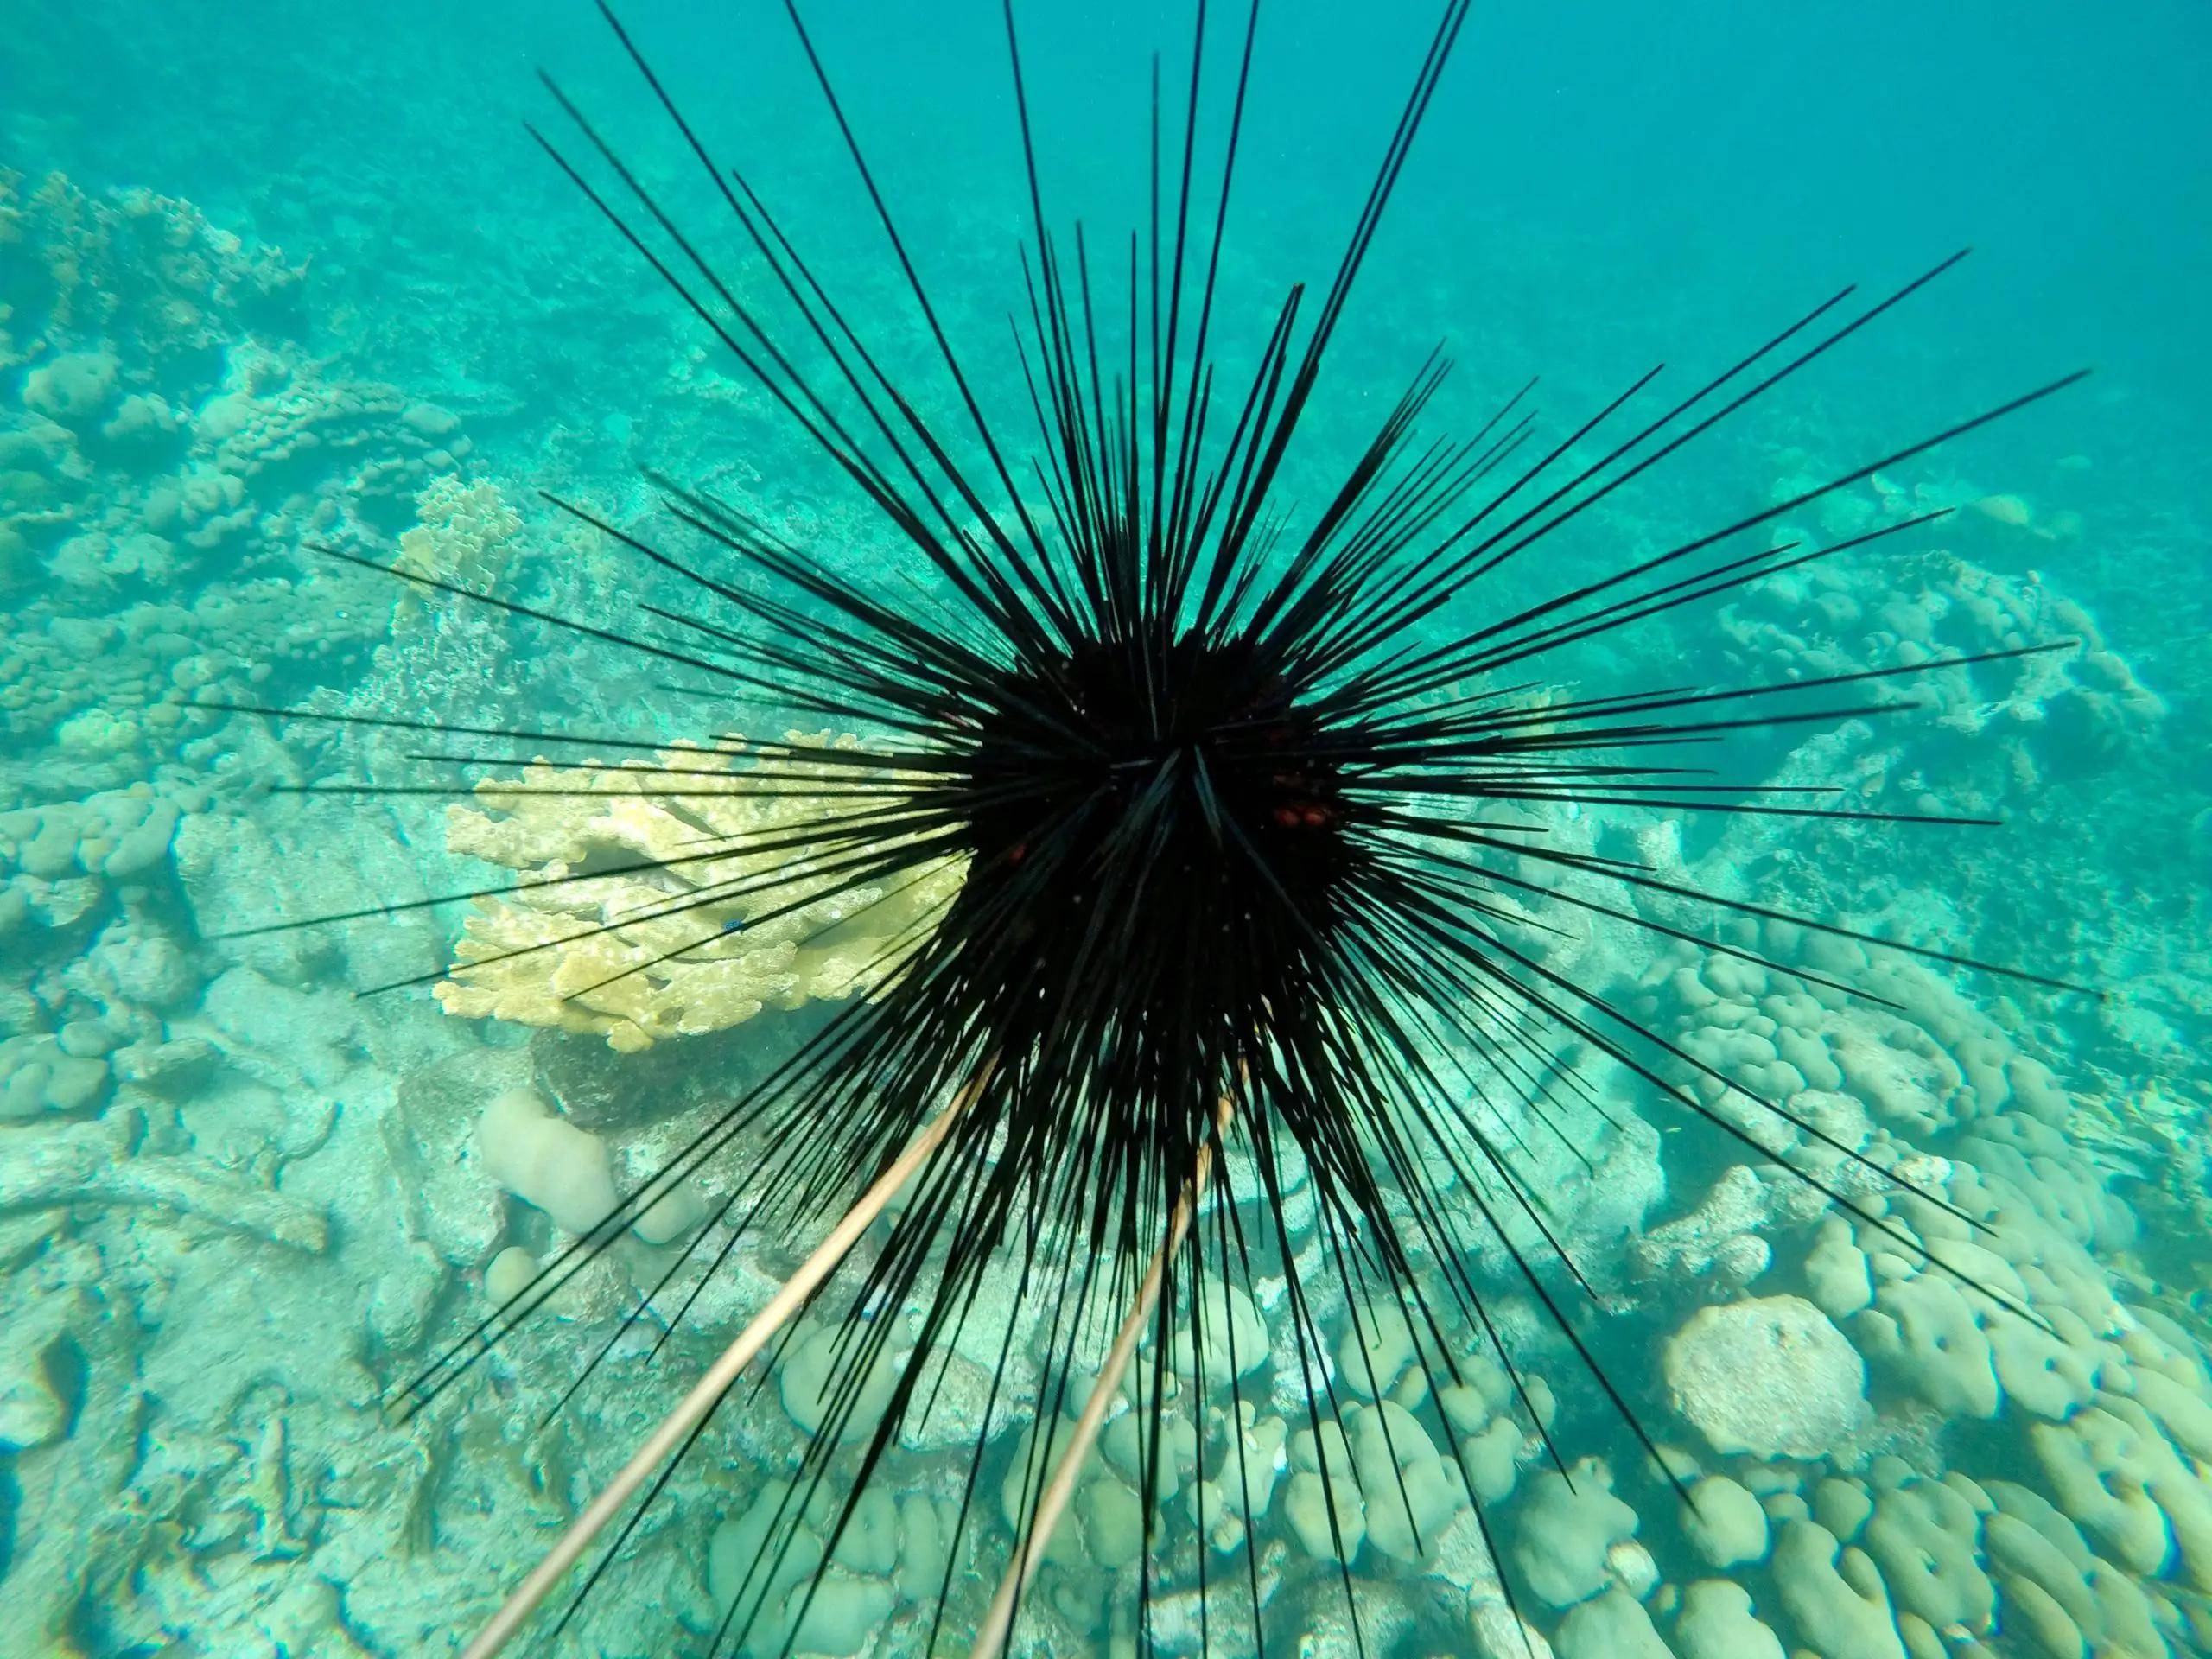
[22,349,120,424]
[1470,1593,1558,1659]
[380,1046,522,1267]
[0,1292,75,1450]
[1663,1294,1867,1458]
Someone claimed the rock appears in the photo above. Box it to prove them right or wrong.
[1469,1593,1556,1659]
[0,1118,327,1249]
[0,1299,73,1450]
[1662,1294,1868,1459]
[381,1047,522,1265]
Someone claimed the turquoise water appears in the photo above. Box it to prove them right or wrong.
[3,2,2209,1656]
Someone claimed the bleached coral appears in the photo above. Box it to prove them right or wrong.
[391,473,520,607]
[434,740,966,1052]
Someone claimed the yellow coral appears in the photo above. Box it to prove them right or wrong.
[391,474,520,614]
[434,738,964,1052]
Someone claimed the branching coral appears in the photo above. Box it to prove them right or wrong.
[434,740,966,1051]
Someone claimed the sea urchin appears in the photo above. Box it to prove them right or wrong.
[220,1,2094,1655]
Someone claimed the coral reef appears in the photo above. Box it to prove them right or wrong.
[1479,484,2212,1659]
[0,168,474,799]
[433,742,967,1052]
[0,126,2204,1659]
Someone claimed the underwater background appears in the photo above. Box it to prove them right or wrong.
[2,0,2209,1656]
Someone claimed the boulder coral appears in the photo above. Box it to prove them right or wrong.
[474,1083,618,1234]
[1581,566,2210,1659]
[778,1317,915,1445]
[1185,1401,1290,1554]
[1507,1459,1641,1609]
[997,1389,1205,1579]
[1679,1473,1770,1568]
[1672,1579,1787,1659]
[708,1476,957,1657]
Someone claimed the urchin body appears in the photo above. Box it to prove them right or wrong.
[950,629,1354,1122]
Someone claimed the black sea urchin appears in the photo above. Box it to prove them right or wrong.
[220,2,2092,1655]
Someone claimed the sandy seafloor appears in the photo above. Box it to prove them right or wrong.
[2,0,2209,1656]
